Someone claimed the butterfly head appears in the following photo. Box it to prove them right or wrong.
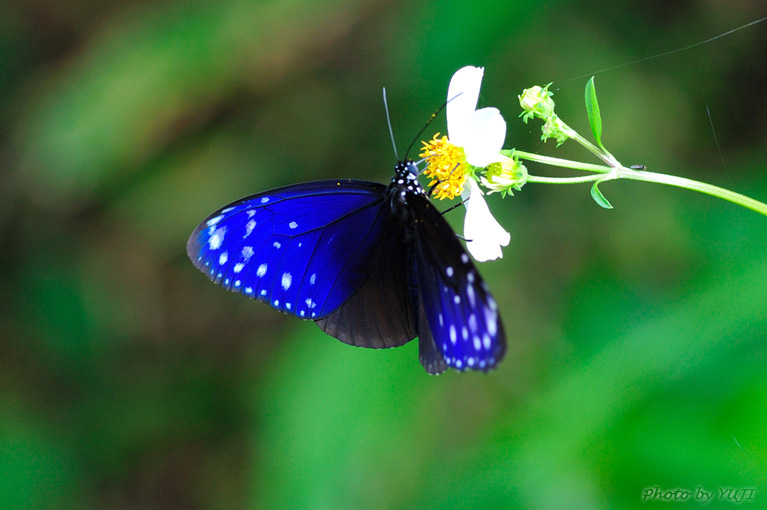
[392,160,425,195]
[388,160,427,221]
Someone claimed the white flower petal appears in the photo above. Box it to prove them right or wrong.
[463,107,507,167]
[462,179,510,262]
[447,66,484,147]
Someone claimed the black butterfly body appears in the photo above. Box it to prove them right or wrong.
[187,160,506,374]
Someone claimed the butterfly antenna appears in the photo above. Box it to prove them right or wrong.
[403,100,450,161]
[403,90,464,160]
[383,88,399,160]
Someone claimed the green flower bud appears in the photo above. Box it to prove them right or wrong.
[481,156,528,195]
[519,84,555,122]
[541,116,572,146]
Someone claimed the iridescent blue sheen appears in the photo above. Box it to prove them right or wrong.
[187,161,506,374]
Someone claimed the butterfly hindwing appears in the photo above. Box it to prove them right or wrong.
[410,195,506,373]
[187,180,393,320]
[417,293,448,375]
[316,219,417,348]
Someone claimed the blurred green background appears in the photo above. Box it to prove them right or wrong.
[1,0,766,508]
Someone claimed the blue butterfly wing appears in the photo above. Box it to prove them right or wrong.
[187,180,396,322]
[316,220,417,348]
[410,195,506,373]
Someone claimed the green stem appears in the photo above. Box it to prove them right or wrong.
[568,131,620,167]
[512,151,767,215]
[512,150,612,174]
[512,93,767,217]
[616,167,767,216]
[527,174,604,185]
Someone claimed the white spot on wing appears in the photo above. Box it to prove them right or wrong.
[260,197,270,204]
[469,313,478,332]
[242,246,254,260]
[208,226,226,250]
[244,219,256,238]
[486,312,497,336]
[461,253,469,263]
[467,285,476,306]
[234,263,244,273]
[218,252,228,265]
[257,263,268,277]
[309,273,316,285]
[273,241,281,249]
[446,266,454,277]
[206,214,225,227]
[289,221,298,229]
[281,272,292,291]
[449,325,457,344]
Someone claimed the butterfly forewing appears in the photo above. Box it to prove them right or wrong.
[187,180,392,320]
[410,195,506,373]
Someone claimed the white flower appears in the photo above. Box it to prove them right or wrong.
[461,178,510,262]
[447,66,507,168]
[446,66,510,261]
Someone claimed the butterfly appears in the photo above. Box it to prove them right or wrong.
[186,159,506,374]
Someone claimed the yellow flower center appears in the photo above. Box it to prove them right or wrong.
[419,134,469,200]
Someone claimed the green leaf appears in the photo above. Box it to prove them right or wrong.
[590,180,613,209]
[584,76,606,151]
